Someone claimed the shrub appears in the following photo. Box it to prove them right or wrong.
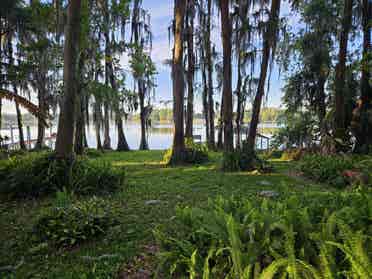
[261,149,283,160]
[33,196,118,247]
[281,148,305,161]
[154,192,372,278]
[0,152,124,198]
[163,138,209,165]
[298,154,354,187]
[222,145,272,172]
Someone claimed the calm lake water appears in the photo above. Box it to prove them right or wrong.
[1,122,278,150]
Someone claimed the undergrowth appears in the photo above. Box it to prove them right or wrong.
[154,192,372,278]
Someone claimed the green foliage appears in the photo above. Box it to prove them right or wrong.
[222,145,272,172]
[155,192,372,278]
[184,138,209,164]
[163,139,209,165]
[0,152,124,198]
[281,148,305,161]
[33,196,118,248]
[298,154,354,187]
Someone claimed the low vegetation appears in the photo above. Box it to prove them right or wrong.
[155,192,371,278]
[33,195,119,248]
[298,154,371,188]
[0,150,371,278]
[0,152,124,199]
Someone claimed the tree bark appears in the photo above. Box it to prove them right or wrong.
[55,0,82,159]
[334,0,353,143]
[202,54,210,143]
[170,0,186,164]
[139,85,149,150]
[220,0,233,152]
[74,88,85,155]
[235,53,242,149]
[217,96,224,149]
[206,0,215,149]
[15,98,26,150]
[354,0,372,151]
[246,0,281,154]
[185,0,195,139]
[35,85,46,149]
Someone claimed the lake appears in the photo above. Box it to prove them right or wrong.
[1,122,279,150]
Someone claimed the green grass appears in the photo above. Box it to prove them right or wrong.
[0,150,333,278]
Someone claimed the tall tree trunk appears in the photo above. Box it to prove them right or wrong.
[246,0,281,154]
[103,102,111,149]
[206,0,215,149]
[317,76,327,127]
[170,0,186,164]
[220,0,233,152]
[35,85,46,149]
[102,1,112,150]
[117,112,130,151]
[235,54,242,149]
[0,99,2,131]
[217,95,224,149]
[15,98,26,150]
[55,0,82,159]
[7,33,26,150]
[202,55,210,143]
[139,86,149,150]
[185,0,195,139]
[354,0,372,152]
[334,0,353,144]
[94,102,103,150]
[74,89,85,154]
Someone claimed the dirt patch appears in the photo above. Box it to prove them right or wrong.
[117,244,159,279]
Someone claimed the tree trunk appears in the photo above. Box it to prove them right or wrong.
[217,95,224,149]
[206,0,215,149]
[185,0,195,139]
[55,0,82,159]
[220,0,233,152]
[0,99,2,131]
[117,113,130,151]
[202,58,210,143]
[74,89,85,155]
[35,86,46,149]
[354,0,372,152]
[139,86,149,150]
[170,0,186,164]
[94,100,103,150]
[235,54,242,149]
[7,32,26,150]
[246,0,281,154]
[103,101,111,149]
[15,99,26,150]
[334,0,353,144]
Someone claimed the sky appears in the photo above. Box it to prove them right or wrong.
[3,0,294,115]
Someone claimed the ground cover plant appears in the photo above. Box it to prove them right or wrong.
[33,194,119,248]
[154,192,372,278]
[0,150,371,278]
[297,154,371,188]
[0,152,125,199]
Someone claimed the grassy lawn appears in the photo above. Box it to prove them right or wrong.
[0,150,332,278]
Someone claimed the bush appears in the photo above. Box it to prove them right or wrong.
[154,192,372,278]
[298,154,354,187]
[0,152,124,198]
[281,148,305,161]
[163,138,209,165]
[261,149,283,160]
[222,144,272,172]
[33,196,118,247]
